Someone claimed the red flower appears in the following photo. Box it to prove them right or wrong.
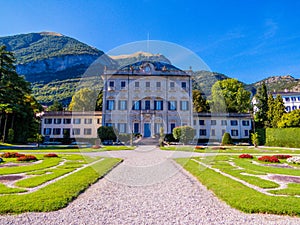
[258,156,280,163]
[239,154,253,159]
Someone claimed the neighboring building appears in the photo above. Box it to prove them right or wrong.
[272,91,300,112]
[193,113,252,141]
[102,61,193,137]
[41,111,102,140]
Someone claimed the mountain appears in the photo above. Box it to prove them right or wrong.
[0,32,116,83]
[247,75,300,94]
[110,51,171,67]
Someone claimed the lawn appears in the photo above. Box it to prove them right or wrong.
[175,153,300,216]
[0,153,122,214]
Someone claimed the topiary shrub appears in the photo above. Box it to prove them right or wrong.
[222,132,232,145]
[17,155,38,161]
[44,153,58,157]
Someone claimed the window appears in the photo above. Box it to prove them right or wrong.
[106,100,115,110]
[44,118,52,124]
[73,118,81,124]
[63,118,71,124]
[154,100,163,110]
[146,82,150,88]
[291,97,296,101]
[171,123,176,132]
[155,123,162,134]
[145,100,151,110]
[244,130,249,137]
[222,129,226,136]
[119,100,127,110]
[199,120,205,125]
[105,123,113,127]
[63,128,70,137]
[132,101,141,110]
[193,120,196,126]
[211,120,217,125]
[286,106,291,112]
[242,120,250,126]
[135,81,139,88]
[180,101,189,111]
[170,82,175,89]
[84,128,92,135]
[199,129,207,136]
[54,119,61,124]
[298,97,300,101]
[121,81,126,89]
[156,82,161,88]
[285,97,290,102]
[44,128,51,135]
[168,101,177,110]
[118,123,127,133]
[134,123,139,133]
[97,118,101,124]
[221,120,227,126]
[292,106,297,110]
[72,128,80,135]
[231,129,239,137]
[84,118,93,124]
[109,81,114,87]
[53,128,61,135]
[230,120,238,126]
[211,129,216,136]
[181,82,187,89]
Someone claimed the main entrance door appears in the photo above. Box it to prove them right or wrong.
[144,123,151,137]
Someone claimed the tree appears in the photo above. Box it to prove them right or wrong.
[211,79,251,113]
[69,88,101,111]
[251,132,259,148]
[222,132,232,145]
[272,95,286,128]
[0,45,42,143]
[159,126,165,147]
[278,109,300,128]
[97,126,117,143]
[266,94,275,127]
[192,90,209,112]
[254,82,268,128]
[172,126,195,145]
[47,100,63,111]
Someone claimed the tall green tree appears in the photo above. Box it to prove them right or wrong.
[266,94,275,127]
[0,45,41,143]
[254,82,268,128]
[192,90,209,112]
[211,79,251,113]
[47,100,63,111]
[69,88,102,111]
[272,95,286,128]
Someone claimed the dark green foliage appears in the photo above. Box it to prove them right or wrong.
[98,126,117,142]
[256,128,266,145]
[254,82,268,128]
[222,132,233,145]
[278,109,300,128]
[47,100,63,111]
[7,128,14,143]
[172,126,195,144]
[192,90,209,112]
[164,133,177,142]
[266,128,300,148]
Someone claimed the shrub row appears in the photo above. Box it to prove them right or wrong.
[258,156,280,163]
[266,128,300,148]
[1,152,25,158]
[17,155,38,162]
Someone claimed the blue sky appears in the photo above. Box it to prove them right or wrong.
[1,0,300,83]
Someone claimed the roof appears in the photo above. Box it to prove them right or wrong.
[104,61,190,76]
[271,91,300,96]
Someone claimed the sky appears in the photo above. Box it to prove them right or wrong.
[1,0,300,83]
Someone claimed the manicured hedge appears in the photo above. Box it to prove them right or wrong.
[266,128,300,148]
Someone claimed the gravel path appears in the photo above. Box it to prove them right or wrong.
[1,146,300,224]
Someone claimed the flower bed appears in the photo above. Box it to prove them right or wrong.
[273,155,292,159]
[17,155,38,162]
[239,154,253,159]
[194,146,205,150]
[1,152,25,158]
[44,153,58,157]
[92,145,101,149]
[258,155,280,163]
[287,157,300,164]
